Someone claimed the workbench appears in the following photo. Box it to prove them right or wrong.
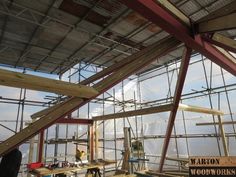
[30,160,116,176]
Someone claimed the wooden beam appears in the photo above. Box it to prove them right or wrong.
[0,36,180,156]
[155,0,190,26]
[93,104,174,121]
[92,103,224,121]
[197,12,236,33]
[0,68,98,98]
[213,45,236,64]
[205,33,236,54]
[178,104,224,116]
[196,121,236,126]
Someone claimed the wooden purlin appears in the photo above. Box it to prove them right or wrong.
[0,68,98,98]
[0,37,180,156]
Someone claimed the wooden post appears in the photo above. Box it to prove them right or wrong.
[218,115,229,156]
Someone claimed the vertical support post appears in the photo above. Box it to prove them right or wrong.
[38,130,44,162]
[159,47,192,172]
[90,125,94,161]
[218,115,229,156]
[122,127,131,173]
[218,93,229,156]
[95,121,99,160]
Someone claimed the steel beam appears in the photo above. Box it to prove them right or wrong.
[121,0,236,76]
[203,33,236,54]
[159,47,192,172]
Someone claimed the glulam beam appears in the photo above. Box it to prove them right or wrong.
[93,104,174,121]
[92,103,224,121]
[0,68,98,98]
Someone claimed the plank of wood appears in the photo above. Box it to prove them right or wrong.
[93,104,174,121]
[155,0,190,26]
[178,104,224,115]
[211,33,236,54]
[93,103,224,121]
[0,68,98,98]
[0,37,180,156]
[197,12,236,33]
[213,45,236,64]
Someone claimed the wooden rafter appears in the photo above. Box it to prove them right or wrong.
[0,68,98,98]
[0,36,180,156]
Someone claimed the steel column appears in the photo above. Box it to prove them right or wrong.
[159,47,192,172]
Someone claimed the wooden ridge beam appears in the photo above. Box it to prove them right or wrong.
[204,33,236,54]
[196,12,236,33]
[0,68,98,98]
[0,36,180,156]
